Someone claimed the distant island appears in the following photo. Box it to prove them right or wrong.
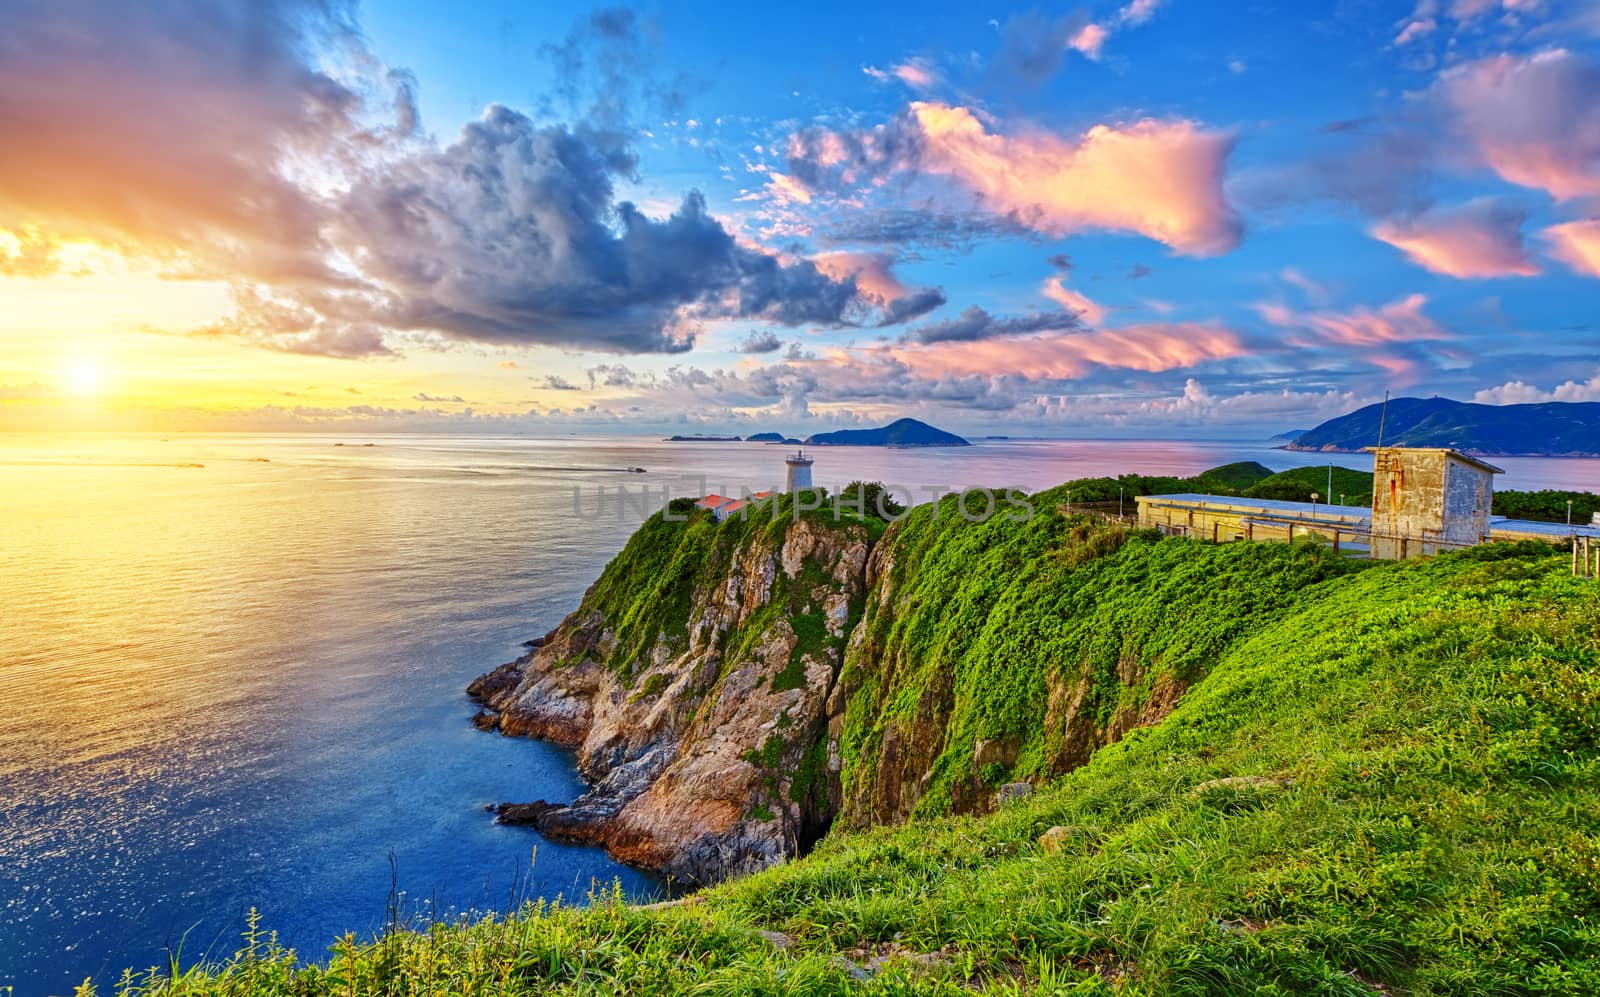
[1288,397,1600,457]
[663,419,970,447]
[1269,429,1309,443]
[804,417,970,448]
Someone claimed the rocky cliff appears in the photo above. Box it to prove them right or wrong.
[469,497,873,885]
[472,486,1353,885]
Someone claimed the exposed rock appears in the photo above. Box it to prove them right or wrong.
[1038,825,1071,854]
[974,735,1020,768]
[996,782,1033,803]
[1190,775,1292,796]
[471,511,872,886]
[755,929,795,950]
[494,801,567,825]
[472,498,1211,888]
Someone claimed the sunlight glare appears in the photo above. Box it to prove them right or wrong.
[65,356,108,397]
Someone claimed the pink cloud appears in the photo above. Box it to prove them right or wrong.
[907,102,1241,255]
[1041,277,1107,325]
[1064,0,1159,62]
[1258,294,1451,347]
[1371,199,1539,278]
[892,322,1246,380]
[1543,218,1600,276]
[1439,49,1600,201]
[1069,24,1109,59]
[764,172,813,205]
[812,251,908,301]
[863,59,939,90]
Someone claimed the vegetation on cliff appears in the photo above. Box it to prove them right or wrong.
[108,539,1600,995]
[832,488,1355,824]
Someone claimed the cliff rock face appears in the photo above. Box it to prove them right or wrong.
[826,518,1190,827]
[470,506,870,885]
[473,488,1348,886]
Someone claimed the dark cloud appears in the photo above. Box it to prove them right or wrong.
[543,375,581,390]
[0,0,378,285]
[1046,253,1074,272]
[736,330,783,353]
[586,362,637,388]
[907,305,1084,344]
[1128,264,1151,279]
[819,207,1030,251]
[3,1,874,358]
[324,105,874,353]
[536,6,701,132]
[414,392,466,403]
[876,287,948,326]
[1317,118,1371,134]
[994,11,1090,85]
[784,110,926,192]
[1236,117,1435,219]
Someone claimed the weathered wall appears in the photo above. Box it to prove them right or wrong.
[1441,459,1493,548]
[1373,449,1439,558]
[1372,449,1494,558]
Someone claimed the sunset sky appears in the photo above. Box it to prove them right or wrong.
[2,0,1599,436]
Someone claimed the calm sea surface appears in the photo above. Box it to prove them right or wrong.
[2,433,1596,996]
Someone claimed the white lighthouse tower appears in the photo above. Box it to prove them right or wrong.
[785,449,814,492]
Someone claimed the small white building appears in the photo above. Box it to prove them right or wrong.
[785,450,814,492]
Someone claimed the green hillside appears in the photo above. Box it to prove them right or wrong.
[1244,466,1376,504]
[108,525,1600,995]
[1289,396,1600,456]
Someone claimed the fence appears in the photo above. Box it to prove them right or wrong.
[1577,536,1599,578]
[1148,518,1487,559]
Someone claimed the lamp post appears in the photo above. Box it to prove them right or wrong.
[1568,499,1574,529]
[1311,491,1319,518]
[1119,485,1124,520]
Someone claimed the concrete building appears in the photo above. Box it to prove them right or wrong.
[1136,493,1373,549]
[1369,447,1502,558]
[785,450,814,493]
[1134,445,1600,560]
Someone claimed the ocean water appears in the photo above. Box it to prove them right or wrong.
[1,433,1595,996]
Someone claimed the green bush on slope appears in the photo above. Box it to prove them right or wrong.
[835,486,1357,821]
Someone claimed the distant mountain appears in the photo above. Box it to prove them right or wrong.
[664,434,741,442]
[1288,397,1600,457]
[744,432,800,443]
[1270,429,1310,443]
[804,418,971,448]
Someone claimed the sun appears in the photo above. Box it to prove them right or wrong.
[64,356,108,397]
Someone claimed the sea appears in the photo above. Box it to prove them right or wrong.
[2,433,1596,997]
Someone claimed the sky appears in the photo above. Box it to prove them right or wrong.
[2,0,1599,437]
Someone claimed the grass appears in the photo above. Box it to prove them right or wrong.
[833,486,1355,822]
[89,504,1600,995]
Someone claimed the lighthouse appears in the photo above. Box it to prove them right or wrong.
[784,449,814,493]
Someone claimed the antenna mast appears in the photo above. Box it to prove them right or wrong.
[1376,390,1390,448]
